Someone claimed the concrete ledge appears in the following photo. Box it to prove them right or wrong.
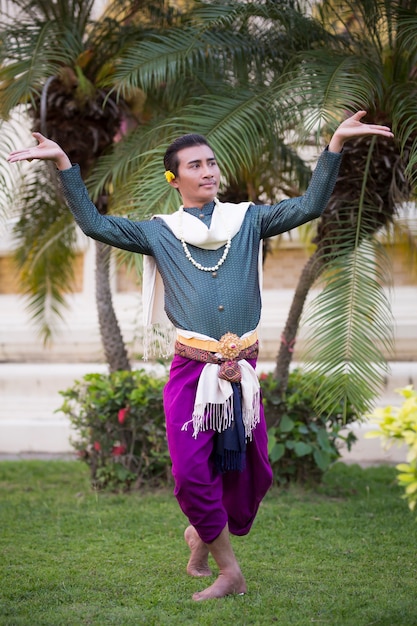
[0,419,75,454]
[1,361,416,463]
[0,361,167,454]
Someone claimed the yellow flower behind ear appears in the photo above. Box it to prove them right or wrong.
[165,170,175,183]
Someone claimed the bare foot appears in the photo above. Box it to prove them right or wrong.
[184,526,212,577]
[192,569,247,601]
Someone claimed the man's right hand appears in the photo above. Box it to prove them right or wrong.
[7,132,72,171]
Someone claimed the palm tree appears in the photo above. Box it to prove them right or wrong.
[273,0,417,415]
[0,0,183,371]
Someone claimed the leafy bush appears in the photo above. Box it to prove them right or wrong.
[260,369,358,485]
[58,369,170,491]
[366,385,417,512]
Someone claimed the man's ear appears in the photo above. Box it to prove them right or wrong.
[169,179,179,190]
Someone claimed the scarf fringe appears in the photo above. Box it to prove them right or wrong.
[243,389,261,440]
[180,390,261,440]
[142,324,176,361]
[192,396,235,437]
[215,449,246,473]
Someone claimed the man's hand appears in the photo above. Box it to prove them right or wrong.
[328,110,394,153]
[7,132,72,170]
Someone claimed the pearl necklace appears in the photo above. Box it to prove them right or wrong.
[178,198,232,272]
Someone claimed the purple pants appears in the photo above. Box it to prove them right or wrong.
[163,353,273,544]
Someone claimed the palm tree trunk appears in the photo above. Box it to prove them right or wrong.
[95,240,131,372]
[273,249,324,393]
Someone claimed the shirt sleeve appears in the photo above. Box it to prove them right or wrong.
[58,164,156,255]
[257,148,343,239]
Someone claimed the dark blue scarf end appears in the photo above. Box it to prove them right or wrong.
[214,450,246,474]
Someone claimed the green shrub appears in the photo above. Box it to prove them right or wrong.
[58,369,170,491]
[260,369,358,485]
[366,385,417,512]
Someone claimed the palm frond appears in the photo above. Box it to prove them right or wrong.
[395,2,417,54]
[316,0,401,51]
[0,0,95,24]
[191,0,326,49]
[189,0,258,27]
[0,117,30,223]
[387,86,417,189]
[109,0,332,99]
[278,52,383,141]
[110,27,256,95]
[86,117,178,214]
[12,163,78,344]
[298,131,398,417]
[0,22,76,114]
[301,238,393,418]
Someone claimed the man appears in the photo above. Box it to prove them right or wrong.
[8,111,393,600]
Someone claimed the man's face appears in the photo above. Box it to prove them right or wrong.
[170,144,221,208]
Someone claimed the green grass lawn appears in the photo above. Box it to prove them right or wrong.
[0,461,416,626]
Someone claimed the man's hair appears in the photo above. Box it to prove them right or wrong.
[163,134,213,176]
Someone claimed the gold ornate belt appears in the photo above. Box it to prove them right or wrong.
[176,330,258,354]
[175,333,259,383]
